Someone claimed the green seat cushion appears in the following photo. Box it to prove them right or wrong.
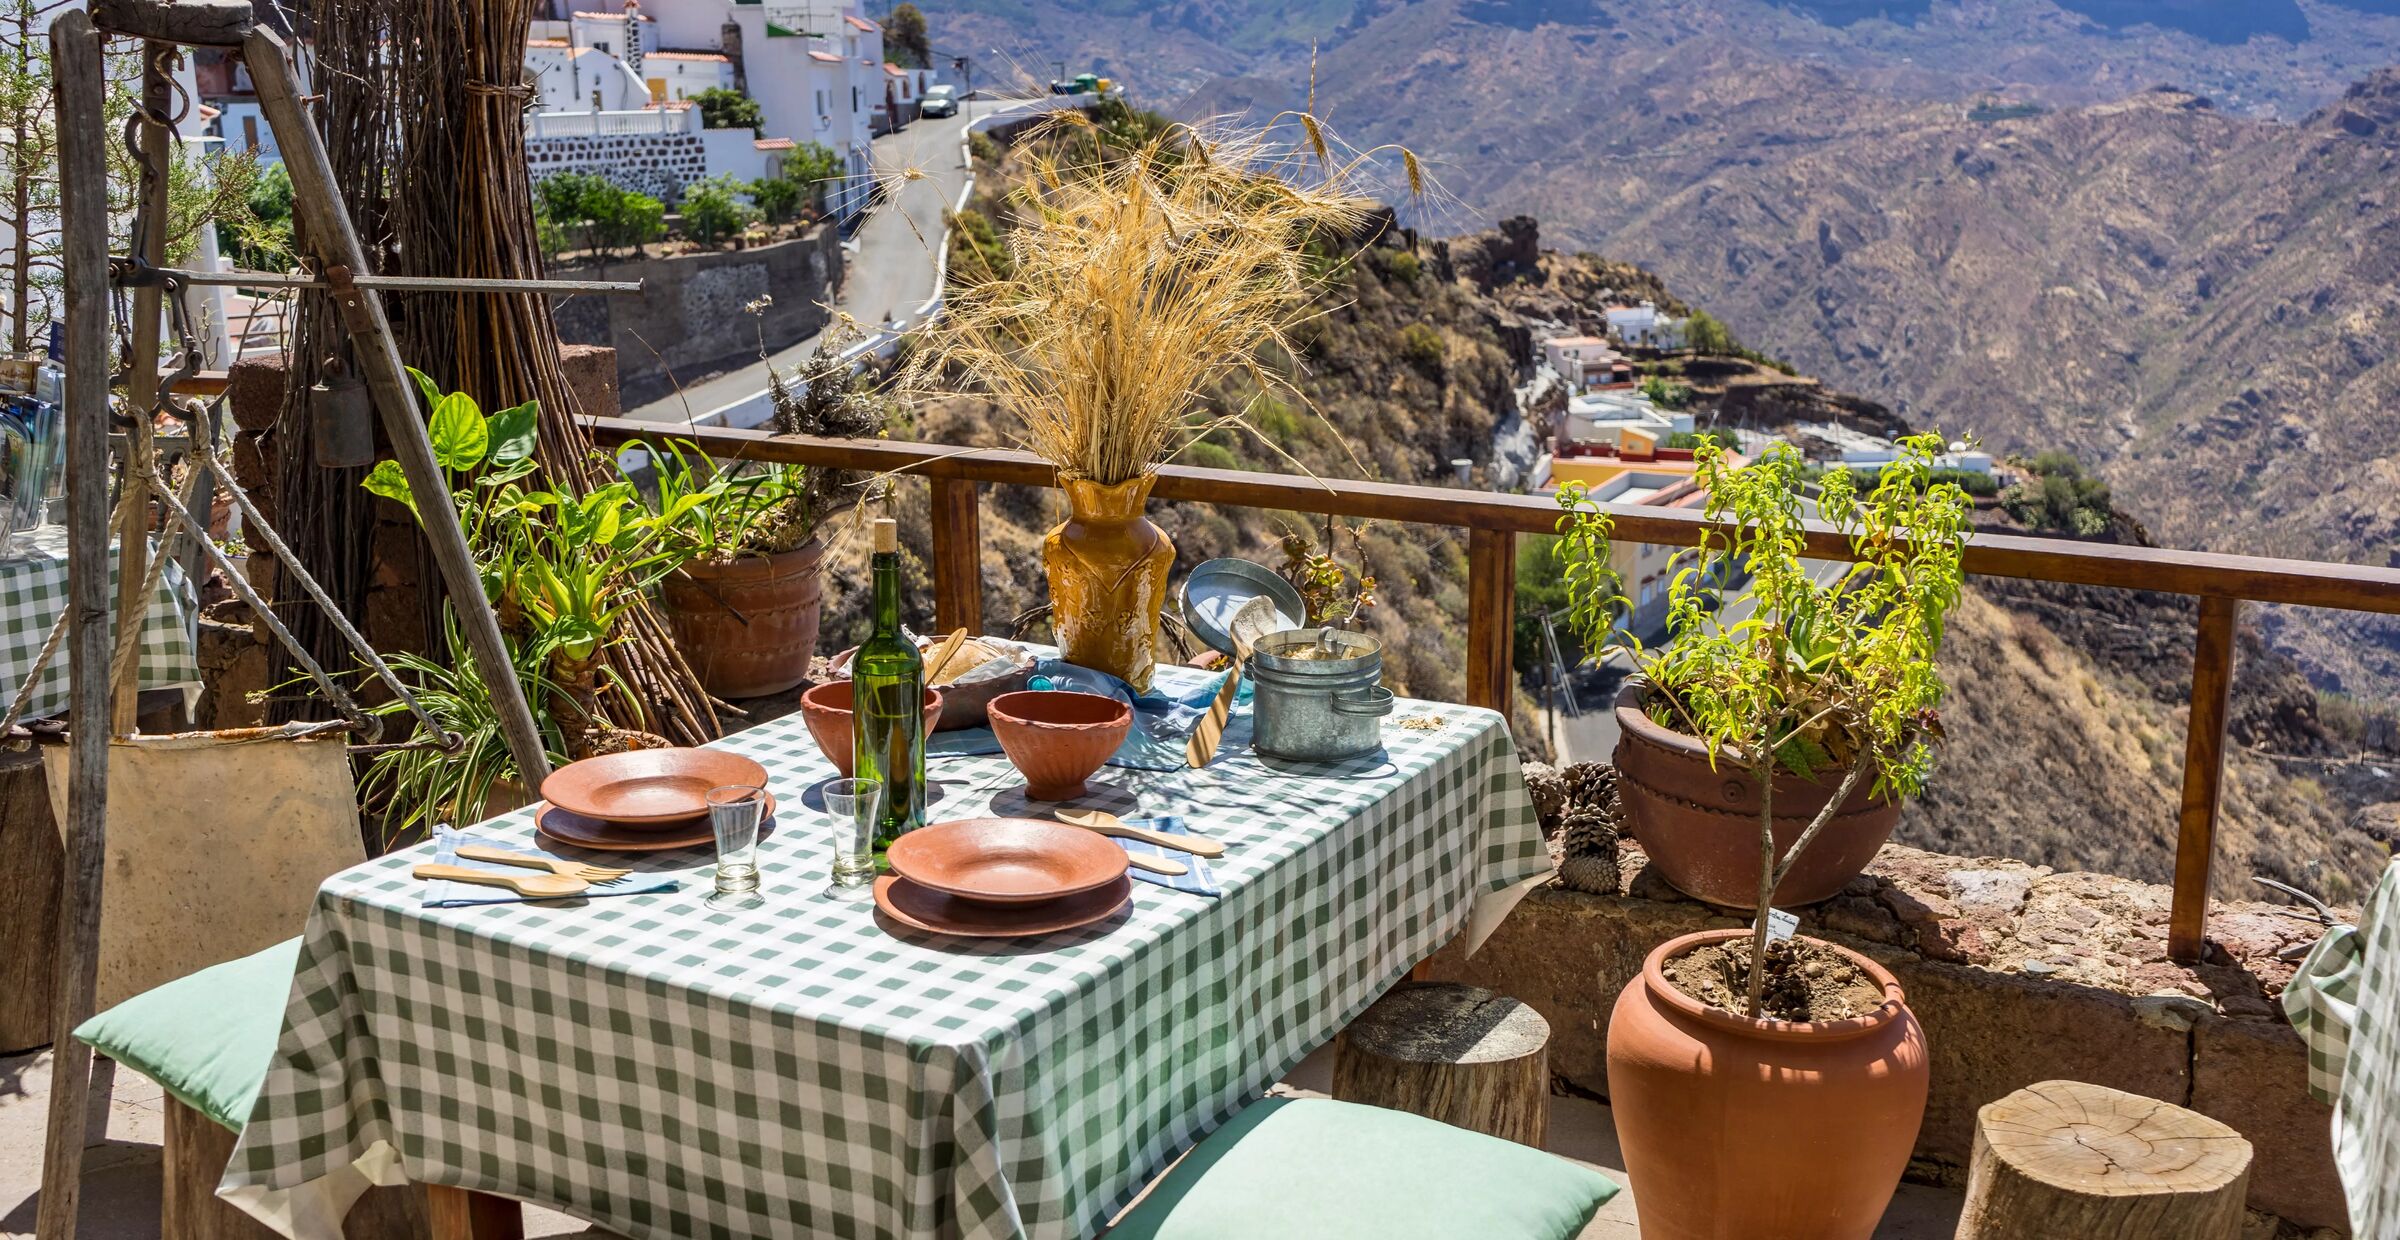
[73,936,302,1132]
[1109,1097,1619,1240]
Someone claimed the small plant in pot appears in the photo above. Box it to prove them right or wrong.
[1554,433,1970,1239]
[640,439,831,699]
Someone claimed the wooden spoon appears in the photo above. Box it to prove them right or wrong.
[412,863,589,899]
[1120,850,1190,878]
[1054,807,1228,859]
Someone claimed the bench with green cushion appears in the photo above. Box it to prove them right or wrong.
[73,936,302,1132]
[1107,1097,1620,1240]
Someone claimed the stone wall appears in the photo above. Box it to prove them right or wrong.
[1425,841,2351,1233]
[526,131,709,202]
[550,226,841,409]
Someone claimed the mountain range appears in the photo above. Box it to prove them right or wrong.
[926,0,2400,697]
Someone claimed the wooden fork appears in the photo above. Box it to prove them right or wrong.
[455,845,631,885]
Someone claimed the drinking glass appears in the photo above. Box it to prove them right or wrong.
[706,783,768,909]
[822,776,885,896]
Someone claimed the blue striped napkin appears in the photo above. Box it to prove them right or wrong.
[1119,816,1222,898]
[424,825,681,908]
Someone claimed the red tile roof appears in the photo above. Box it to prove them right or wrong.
[844,14,877,31]
[527,37,569,48]
[808,50,844,63]
[571,9,650,20]
[642,99,697,110]
[755,137,796,150]
[882,62,906,76]
[647,50,729,62]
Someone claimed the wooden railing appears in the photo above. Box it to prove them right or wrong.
[588,415,2400,962]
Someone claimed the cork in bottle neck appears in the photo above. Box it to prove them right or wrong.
[873,518,898,554]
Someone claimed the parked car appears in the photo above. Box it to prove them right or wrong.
[920,84,960,118]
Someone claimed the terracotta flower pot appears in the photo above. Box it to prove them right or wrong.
[987,689,1131,800]
[1607,930,1930,1240]
[798,680,944,778]
[1044,475,1173,692]
[660,540,825,700]
[1612,682,1900,908]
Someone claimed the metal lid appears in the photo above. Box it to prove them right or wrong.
[1180,558,1308,657]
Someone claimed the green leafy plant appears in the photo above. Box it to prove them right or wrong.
[535,172,667,260]
[692,86,763,134]
[634,438,816,565]
[1644,376,1694,411]
[356,612,571,847]
[363,372,677,756]
[1554,433,1973,1013]
[680,175,759,247]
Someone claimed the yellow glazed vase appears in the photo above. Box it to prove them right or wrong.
[1044,475,1173,691]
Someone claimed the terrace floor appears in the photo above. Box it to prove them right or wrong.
[1,1044,1965,1238]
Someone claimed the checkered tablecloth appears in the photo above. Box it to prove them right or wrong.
[2282,857,2399,1238]
[1,525,200,721]
[221,665,1548,1240]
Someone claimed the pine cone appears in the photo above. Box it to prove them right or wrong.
[1555,763,1625,895]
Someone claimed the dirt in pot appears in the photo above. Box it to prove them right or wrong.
[1664,938,1886,1022]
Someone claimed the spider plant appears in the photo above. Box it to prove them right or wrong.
[356,610,573,849]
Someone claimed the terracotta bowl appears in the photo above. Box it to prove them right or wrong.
[885,817,1129,905]
[539,747,769,827]
[798,681,945,778]
[986,690,1132,801]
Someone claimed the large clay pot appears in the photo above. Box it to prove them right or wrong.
[1612,681,1900,908]
[660,540,825,699]
[1607,929,1930,1240]
[1044,475,1173,692]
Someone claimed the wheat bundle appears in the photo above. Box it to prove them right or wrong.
[907,111,1404,486]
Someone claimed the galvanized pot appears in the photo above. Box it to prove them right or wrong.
[1249,628,1396,762]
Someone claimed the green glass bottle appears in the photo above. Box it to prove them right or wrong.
[854,518,926,858]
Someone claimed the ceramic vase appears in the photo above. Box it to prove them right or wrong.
[1044,475,1173,691]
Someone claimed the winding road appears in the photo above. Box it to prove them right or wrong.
[624,97,1051,426]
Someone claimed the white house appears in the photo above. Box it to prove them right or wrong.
[1540,335,1626,391]
[525,0,883,219]
[1560,389,1693,451]
[1605,301,1687,350]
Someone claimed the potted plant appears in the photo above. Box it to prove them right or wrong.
[639,439,827,699]
[1554,432,1970,1238]
[903,110,1393,690]
[359,374,678,839]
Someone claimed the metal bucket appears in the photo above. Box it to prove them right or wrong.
[1249,628,1396,762]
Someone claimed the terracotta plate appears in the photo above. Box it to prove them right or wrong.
[534,792,777,853]
[873,874,1132,939]
[885,817,1130,905]
[540,748,770,825]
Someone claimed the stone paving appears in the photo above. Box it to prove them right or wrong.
[2,1043,1963,1238]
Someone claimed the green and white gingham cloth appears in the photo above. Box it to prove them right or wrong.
[1,525,200,721]
[2282,857,2400,1238]
[221,666,1548,1240]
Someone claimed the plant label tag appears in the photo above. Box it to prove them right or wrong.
[1760,907,1799,943]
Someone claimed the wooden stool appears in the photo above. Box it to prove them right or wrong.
[1956,1080,2251,1240]
[1331,983,1551,1147]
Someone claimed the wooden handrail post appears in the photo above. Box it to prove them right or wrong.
[930,476,983,636]
[39,15,112,1238]
[1466,528,1516,714]
[2168,595,2241,963]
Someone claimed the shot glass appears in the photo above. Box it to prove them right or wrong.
[706,783,769,909]
[822,776,885,896]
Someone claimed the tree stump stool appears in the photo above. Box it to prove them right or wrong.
[1956,1080,2252,1240]
[1330,983,1551,1146]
